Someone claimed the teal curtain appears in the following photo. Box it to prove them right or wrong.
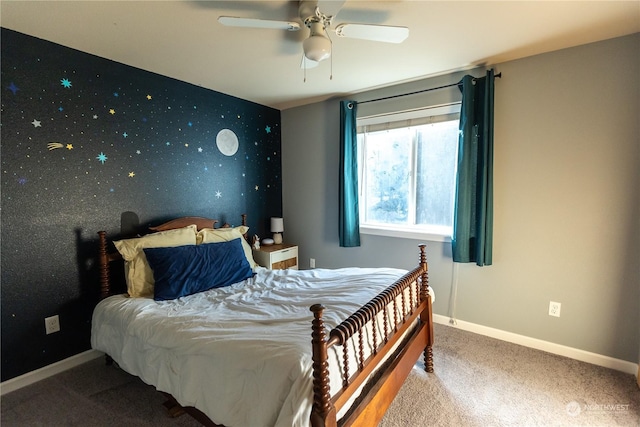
[452,69,495,266]
[339,100,360,247]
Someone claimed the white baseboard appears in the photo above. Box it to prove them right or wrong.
[433,314,639,377]
[0,349,104,396]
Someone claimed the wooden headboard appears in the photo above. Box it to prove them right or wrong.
[97,214,248,299]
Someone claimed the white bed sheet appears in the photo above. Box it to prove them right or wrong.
[91,266,415,427]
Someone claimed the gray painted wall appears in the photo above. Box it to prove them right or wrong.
[281,34,639,363]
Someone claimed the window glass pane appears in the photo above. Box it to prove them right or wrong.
[415,120,458,227]
[362,128,412,225]
[357,106,460,239]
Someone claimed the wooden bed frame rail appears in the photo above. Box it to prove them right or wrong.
[310,244,433,427]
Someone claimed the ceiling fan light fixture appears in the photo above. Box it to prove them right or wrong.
[303,34,331,62]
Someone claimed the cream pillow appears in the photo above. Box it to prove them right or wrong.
[114,224,198,297]
[197,225,257,269]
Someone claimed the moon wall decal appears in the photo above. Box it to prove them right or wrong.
[216,129,239,156]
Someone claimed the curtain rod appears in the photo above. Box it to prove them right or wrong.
[358,72,502,105]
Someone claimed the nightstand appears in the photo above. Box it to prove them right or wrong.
[252,244,298,270]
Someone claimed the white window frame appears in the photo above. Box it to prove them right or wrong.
[357,103,461,243]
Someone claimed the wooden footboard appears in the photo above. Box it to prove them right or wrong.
[310,244,433,427]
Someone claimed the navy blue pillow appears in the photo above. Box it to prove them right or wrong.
[144,239,254,301]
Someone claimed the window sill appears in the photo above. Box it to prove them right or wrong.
[359,225,452,243]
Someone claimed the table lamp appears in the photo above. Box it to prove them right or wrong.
[271,217,284,244]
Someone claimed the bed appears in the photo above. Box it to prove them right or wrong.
[92,215,434,427]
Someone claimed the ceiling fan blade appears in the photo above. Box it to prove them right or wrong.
[334,23,409,43]
[300,55,320,69]
[218,16,301,31]
[317,0,346,18]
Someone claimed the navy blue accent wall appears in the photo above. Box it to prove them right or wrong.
[1,28,282,381]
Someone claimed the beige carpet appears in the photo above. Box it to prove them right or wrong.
[2,323,638,426]
[381,324,639,426]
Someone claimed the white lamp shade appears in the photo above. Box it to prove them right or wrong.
[270,217,284,233]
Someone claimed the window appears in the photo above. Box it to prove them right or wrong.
[357,104,460,242]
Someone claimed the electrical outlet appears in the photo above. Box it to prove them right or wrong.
[548,301,561,317]
[45,315,60,334]
[310,258,316,268]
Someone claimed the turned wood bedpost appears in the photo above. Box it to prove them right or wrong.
[98,231,110,300]
[418,244,434,373]
[310,304,336,427]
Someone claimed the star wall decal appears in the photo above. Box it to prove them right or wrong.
[96,152,108,164]
[215,191,222,198]
[128,172,135,178]
[146,94,152,100]
[265,126,271,133]
[31,119,41,127]
[66,144,73,150]
[7,82,19,95]
[109,109,115,115]
[60,78,72,88]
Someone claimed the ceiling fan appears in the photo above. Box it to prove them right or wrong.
[218,0,409,69]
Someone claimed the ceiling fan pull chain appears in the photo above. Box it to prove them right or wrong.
[330,52,333,80]
[327,31,333,80]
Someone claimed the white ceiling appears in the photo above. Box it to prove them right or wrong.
[2,1,639,110]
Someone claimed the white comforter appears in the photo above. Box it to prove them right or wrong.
[91,266,414,427]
